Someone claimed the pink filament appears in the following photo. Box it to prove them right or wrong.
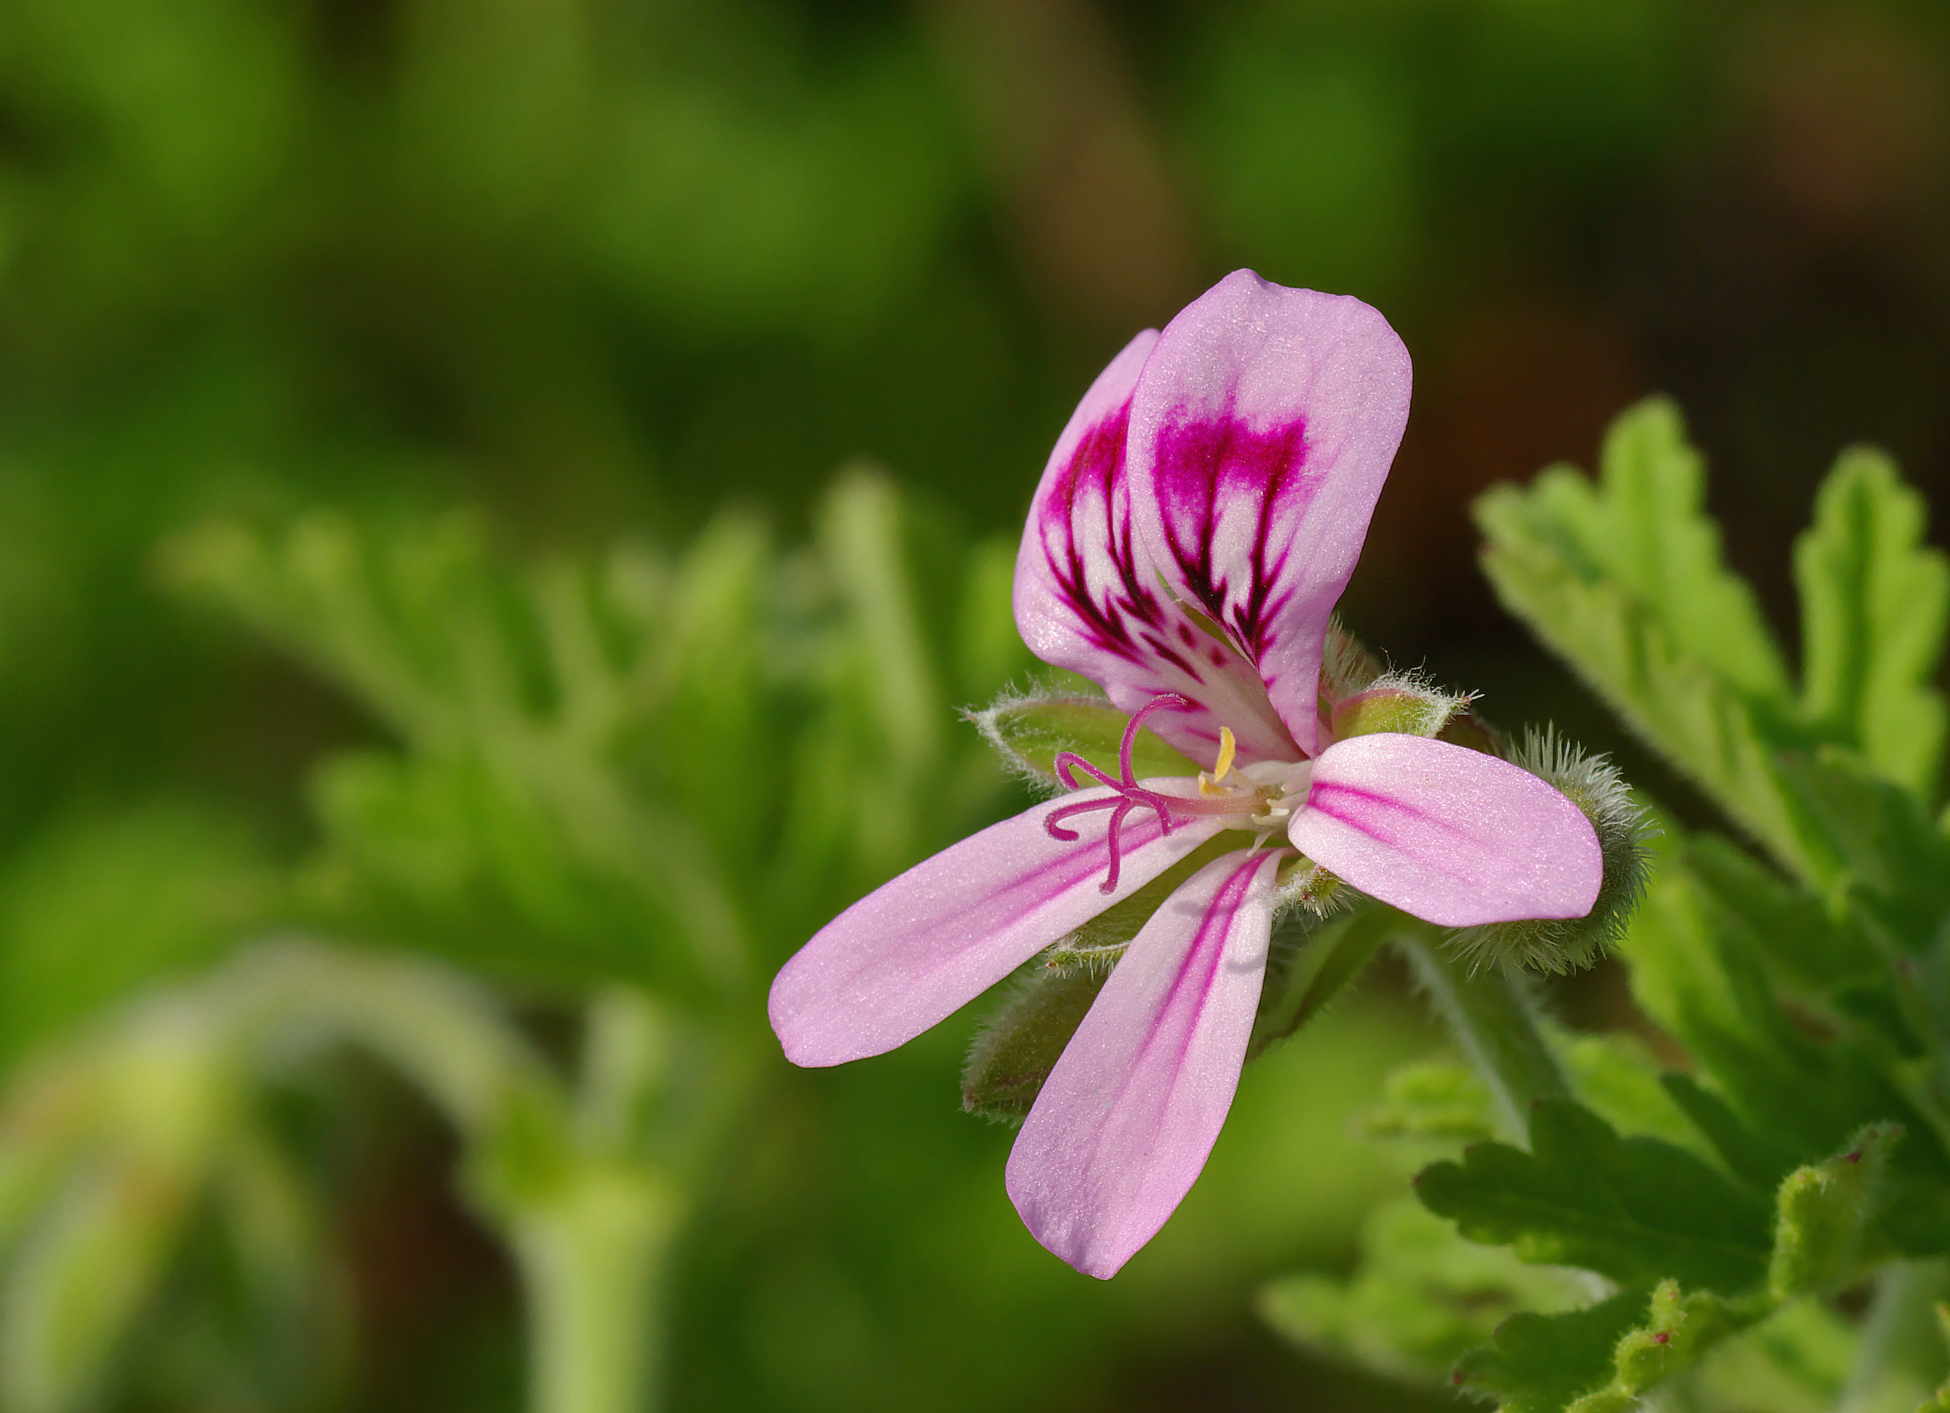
[1045,695,1247,894]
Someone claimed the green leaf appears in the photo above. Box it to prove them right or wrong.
[970,692,1200,790]
[1621,844,1935,1173]
[1768,1121,1901,1301]
[1415,1099,1773,1293]
[1450,1287,1649,1413]
[1795,447,1950,801]
[1559,1280,1744,1413]
[1258,1198,1586,1388]
[1680,833,1880,992]
[1557,1034,1711,1161]
[1659,1073,1801,1192]
[1478,397,1788,702]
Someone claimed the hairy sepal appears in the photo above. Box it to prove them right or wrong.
[969,690,1202,794]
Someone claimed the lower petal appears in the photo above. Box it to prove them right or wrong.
[1005,847,1281,1278]
[768,790,1226,1068]
[1287,733,1602,927]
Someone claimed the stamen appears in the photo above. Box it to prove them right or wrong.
[1044,692,1271,892]
[1199,725,1238,796]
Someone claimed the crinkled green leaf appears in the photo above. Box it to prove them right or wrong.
[971,693,1200,790]
[1258,1198,1585,1388]
[1415,1099,1772,1293]
[1795,447,1950,801]
[1450,1287,1649,1413]
[1475,397,1786,704]
[1557,1033,1710,1161]
[1659,1072,1801,1193]
[1450,1129,1903,1413]
[1768,1121,1901,1301]
[1620,842,1950,1255]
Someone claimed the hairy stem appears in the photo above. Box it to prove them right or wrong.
[1394,923,1568,1142]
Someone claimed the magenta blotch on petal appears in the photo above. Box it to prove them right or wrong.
[1287,733,1603,927]
[1012,330,1296,770]
[768,788,1227,1068]
[1006,848,1282,1278]
[1126,272,1412,758]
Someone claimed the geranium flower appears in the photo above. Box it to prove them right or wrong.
[769,271,1603,1277]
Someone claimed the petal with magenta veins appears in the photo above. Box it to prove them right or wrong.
[1013,330,1295,770]
[1127,270,1412,758]
[1287,733,1602,928]
[768,787,1227,1068]
[1007,847,1281,1279]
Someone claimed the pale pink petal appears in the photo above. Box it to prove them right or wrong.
[1287,733,1602,927]
[1127,271,1412,758]
[1013,331,1298,769]
[769,786,1228,1068]
[1006,847,1281,1278]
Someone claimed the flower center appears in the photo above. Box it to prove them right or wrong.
[1044,695,1310,893]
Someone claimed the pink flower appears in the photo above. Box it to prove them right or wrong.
[768,271,1602,1277]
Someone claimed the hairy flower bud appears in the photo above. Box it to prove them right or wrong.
[1331,671,1473,742]
[1446,729,1653,975]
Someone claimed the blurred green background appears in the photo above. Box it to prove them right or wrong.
[0,0,1945,1408]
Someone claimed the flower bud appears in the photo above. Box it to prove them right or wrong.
[1331,672,1472,742]
[1446,728,1654,975]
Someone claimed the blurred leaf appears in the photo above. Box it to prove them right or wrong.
[1794,447,1949,800]
[1620,842,1950,1255]
[1258,1197,1584,1387]
[0,804,276,1067]
[1415,1099,1773,1293]
[1360,1059,1497,1143]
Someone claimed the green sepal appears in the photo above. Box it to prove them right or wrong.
[959,963,1110,1123]
[970,692,1202,790]
[1246,902,1392,1061]
[1768,1121,1901,1301]
[1414,1098,1774,1293]
[962,835,1236,1119]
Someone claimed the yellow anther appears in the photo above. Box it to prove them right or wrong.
[1213,727,1237,782]
[1198,727,1239,796]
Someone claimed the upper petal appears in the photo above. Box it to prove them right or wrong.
[1127,271,1412,758]
[1014,330,1298,768]
[769,788,1227,1068]
[1005,847,1281,1278]
[1287,733,1602,927]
